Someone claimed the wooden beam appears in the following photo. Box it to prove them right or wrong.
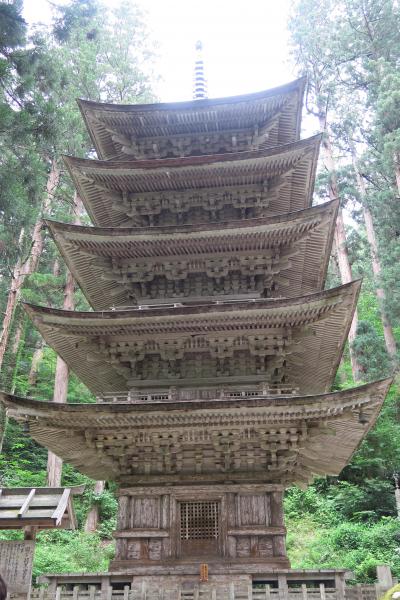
[227,527,286,536]
[113,529,170,538]
[18,489,36,518]
[52,488,70,526]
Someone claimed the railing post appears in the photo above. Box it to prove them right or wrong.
[248,581,253,599]
[319,584,326,600]
[139,581,146,600]
[278,575,288,600]
[100,577,110,600]
[72,586,79,600]
[265,584,271,600]
[302,584,308,600]
[334,573,345,600]
[229,582,235,600]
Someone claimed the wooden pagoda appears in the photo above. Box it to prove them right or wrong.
[0,78,392,588]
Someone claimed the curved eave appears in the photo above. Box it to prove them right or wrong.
[78,78,306,160]
[64,136,321,228]
[0,377,391,486]
[47,200,338,310]
[21,281,361,396]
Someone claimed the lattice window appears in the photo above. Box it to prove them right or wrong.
[180,501,219,540]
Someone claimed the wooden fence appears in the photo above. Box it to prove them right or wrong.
[30,583,388,600]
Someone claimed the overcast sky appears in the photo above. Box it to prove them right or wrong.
[23,0,296,102]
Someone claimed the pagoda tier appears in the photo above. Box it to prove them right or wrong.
[0,379,390,486]
[78,78,305,161]
[64,135,320,227]
[23,281,360,398]
[46,200,338,310]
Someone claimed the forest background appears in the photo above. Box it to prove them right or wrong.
[0,0,400,584]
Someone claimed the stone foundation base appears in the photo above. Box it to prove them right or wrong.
[38,568,348,600]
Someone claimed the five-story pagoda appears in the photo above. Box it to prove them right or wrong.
[0,77,392,591]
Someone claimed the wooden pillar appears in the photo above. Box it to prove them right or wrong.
[115,494,129,560]
[47,580,57,595]
[334,573,345,600]
[23,526,37,541]
[271,490,286,558]
[100,577,111,600]
[278,574,288,600]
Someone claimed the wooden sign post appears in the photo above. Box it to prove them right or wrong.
[0,540,35,599]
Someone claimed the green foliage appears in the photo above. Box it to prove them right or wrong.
[286,493,400,581]
[0,419,47,487]
[327,480,396,520]
[33,530,114,578]
[352,320,391,380]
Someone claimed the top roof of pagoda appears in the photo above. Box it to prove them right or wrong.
[78,78,306,160]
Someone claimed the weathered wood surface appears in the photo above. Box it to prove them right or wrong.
[19,282,360,397]
[64,136,319,228]
[0,486,83,530]
[29,583,387,600]
[0,540,34,594]
[1,379,389,487]
[78,78,305,161]
[110,485,288,571]
[46,199,337,310]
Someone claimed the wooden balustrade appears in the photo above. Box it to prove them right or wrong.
[30,583,386,600]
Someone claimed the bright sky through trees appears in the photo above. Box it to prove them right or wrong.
[23,0,293,101]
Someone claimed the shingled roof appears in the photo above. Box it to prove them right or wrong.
[78,78,306,160]
[64,135,320,227]
[46,200,338,309]
[0,379,391,486]
[22,281,360,396]
[0,486,84,530]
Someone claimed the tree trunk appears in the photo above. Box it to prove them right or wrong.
[28,341,45,387]
[394,155,400,197]
[84,480,105,532]
[46,272,74,487]
[11,314,25,356]
[0,159,60,372]
[0,160,60,451]
[46,192,83,487]
[318,115,362,381]
[350,145,397,359]
[46,356,69,486]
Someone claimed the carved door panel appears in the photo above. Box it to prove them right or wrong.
[179,500,220,557]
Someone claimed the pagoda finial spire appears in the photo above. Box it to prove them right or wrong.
[193,40,207,100]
